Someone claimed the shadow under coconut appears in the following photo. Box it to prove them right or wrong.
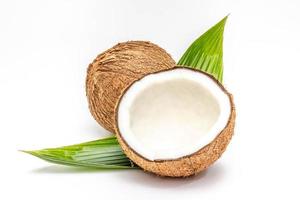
[116,163,226,189]
[30,162,226,190]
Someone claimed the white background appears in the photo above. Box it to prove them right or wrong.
[1,0,299,199]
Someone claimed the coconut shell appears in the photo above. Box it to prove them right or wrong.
[114,67,236,177]
[86,41,175,132]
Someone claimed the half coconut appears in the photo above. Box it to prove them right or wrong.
[115,67,235,177]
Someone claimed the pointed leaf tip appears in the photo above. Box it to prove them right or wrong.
[178,16,228,83]
[21,137,137,169]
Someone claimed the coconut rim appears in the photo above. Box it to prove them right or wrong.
[114,66,235,162]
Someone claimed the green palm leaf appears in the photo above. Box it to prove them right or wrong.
[178,16,227,82]
[22,136,137,169]
[22,16,228,169]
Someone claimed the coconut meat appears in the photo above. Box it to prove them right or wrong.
[117,68,231,161]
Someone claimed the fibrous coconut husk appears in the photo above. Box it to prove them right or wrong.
[86,41,175,132]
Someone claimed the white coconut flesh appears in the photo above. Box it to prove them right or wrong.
[117,68,231,161]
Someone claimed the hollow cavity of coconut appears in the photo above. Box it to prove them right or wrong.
[86,41,175,132]
[115,67,235,177]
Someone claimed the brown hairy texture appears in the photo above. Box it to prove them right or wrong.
[114,67,236,177]
[86,41,175,132]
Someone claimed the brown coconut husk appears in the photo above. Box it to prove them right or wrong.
[86,41,175,132]
[114,67,236,177]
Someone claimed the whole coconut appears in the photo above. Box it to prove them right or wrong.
[86,41,176,132]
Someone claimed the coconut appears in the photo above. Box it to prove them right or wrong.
[86,41,175,132]
[114,67,235,177]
